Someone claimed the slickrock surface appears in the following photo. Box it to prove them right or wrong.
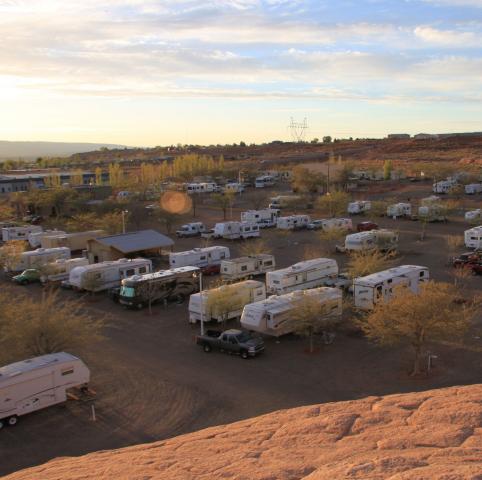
[6,385,482,480]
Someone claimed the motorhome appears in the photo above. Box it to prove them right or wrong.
[464,226,482,249]
[465,183,482,195]
[347,201,371,215]
[241,209,279,228]
[223,182,244,193]
[387,203,412,218]
[221,254,275,281]
[2,225,42,242]
[465,209,481,222]
[41,230,106,252]
[27,229,65,248]
[321,218,353,231]
[169,246,230,272]
[354,265,430,310]
[188,280,266,323]
[341,229,398,253]
[255,175,275,188]
[213,221,260,240]
[433,180,457,194]
[10,247,71,273]
[266,258,338,295]
[118,266,199,309]
[42,257,89,283]
[276,215,311,230]
[240,287,342,337]
[0,353,89,429]
[176,222,206,238]
[186,182,217,194]
[268,195,301,209]
[67,258,152,292]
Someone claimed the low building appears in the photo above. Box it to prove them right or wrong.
[387,134,411,139]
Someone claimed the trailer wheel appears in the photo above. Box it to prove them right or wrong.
[203,343,212,353]
[0,420,4,429]
[7,416,17,427]
[136,302,144,310]
[240,350,249,360]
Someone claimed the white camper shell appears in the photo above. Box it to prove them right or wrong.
[0,352,90,428]
[266,258,338,295]
[465,183,482,195]
[221,254,275,281]
[2,225,42,242]
[464,226,482,249]
[255,175,275,188]
[241,209,279,228]
[42,257,89,283]
[188,280,266,324]
[27,230,66,248]
[241,287,342,337]
[342,229,398,253]
[10,247,71,273]
[354,265,430,310]
[347,201,371,215]
[321,218,353,231]
[387,203,412,218]
[68,258,152,292]
[213,221,260,240]
[276,215,311,230]
[169,246,230,269]
[465,209,481,222]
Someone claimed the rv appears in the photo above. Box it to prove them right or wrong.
[276,215,311,230]
[42,257,89,283]
[341,229,398,253]
[321,218,353,231]
[27,230,66,248]
[241,209,279,228]
[176,222,206,238]
[186,182,217,194]
[188,280,266,323]
[221,254,275,281]
[255,175,275,188]
[433,180,457,194]
[241,287,342,337]
[0,352,90,429]
[213,221,260,240]
[266,258,338,295]
[67,258,152,292]
[268,195,302,209]
[169,246,230,273]
[41,230,105,252]
[118,266,199,309]
[354,265,430,310]
[387,203,412,218]
[347,201,371,215]
[417,205,446,222]
[464,226,482,249]
[465,209,481,222]
[465,183,482,195]
[2,225,42,242]
[223,182,244,193]
[10,247,71,273]
[421,195,441,205]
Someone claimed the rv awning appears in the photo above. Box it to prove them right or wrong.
[93,229,174,253]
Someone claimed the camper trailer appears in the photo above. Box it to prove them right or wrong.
[465,209,481,222]
[241,209,279,228]
[41,230,105,252]
[41,257,89,283]
[433,180,456,194]
[169,246,230,273]
[27,230,65,248]
[188,280,266,323]
[321,218,353,231]
[118,266,199,309]
[186,182,217,194]
[341,229,398,253]
[347,201,371,215]
[213,222,260,240]
[0,352,90,428]
[10,247,71,273]
[354,265,430,310]
[387,203,412,218]
[176,222,206,238]
[465,184,482,195]
[255,175,275,188]
[221,254,275,281]
[266,258,338,295]
[223,182,244,193]
[268,195,301,209]
[241,287,342,337]
[464,226,482,249]
[2,225,42,242]
[417,205,446,222]
[276,215,311,230]
[67,258,152,292]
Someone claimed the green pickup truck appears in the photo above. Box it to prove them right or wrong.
[12,269,41,285]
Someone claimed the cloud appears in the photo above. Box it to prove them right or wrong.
[414,25,481,46]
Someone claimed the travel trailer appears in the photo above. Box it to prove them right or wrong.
[42,257,89,283]
[240,287,342,337]
[421,195,441,205]
[464,226,482,249]
[186,182,217,194]
[2,225,42,242]
[27,229,65,248]
[10,247,71,273]
[347,201,371,215]
[176,222,206,238]
[340,229,398,253]
[354,265,430,310]
[0,352,90,429]
[387,203,412,218]
[268,195,301,209]
[118,266,199,309]
[433,180,457,194]
[465,183,482,195]
[255,175,275,188]
[276,215,311,230]
[321,218,353,231]
[241,209,279,228]
[67,258,152,292]
[266,258,338,295]
[169,246,230,272]
[41,230,105,252]
[465,209,481,222]
[223,182,244,193]
[213,222,260,240]
[417,205,446,222]
[221,254,275,281]
[188,280,266,323]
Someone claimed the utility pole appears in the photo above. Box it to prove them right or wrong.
[199,272,205,336]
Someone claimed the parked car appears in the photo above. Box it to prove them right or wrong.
[466,263,482,275]
[453,251,482,267]
[12,269,41,285]
[196,329,265,359]
[200,264,221,275]
[357,221,379,232]
[307,220,324,230]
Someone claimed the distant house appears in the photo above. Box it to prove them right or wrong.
[414,133,439,140]
[86,229,174,263]
[387,134,411,140]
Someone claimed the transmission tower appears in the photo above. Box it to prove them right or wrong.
[288,117,308,143]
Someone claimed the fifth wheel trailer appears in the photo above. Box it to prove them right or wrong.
[169,246,230,272]
[2,225,42,242]
[27,229,66,248]
[0,352,90,429]
[241,209,279,228]
[340,229,398,253]
[10,247,71,273]
[221,254,275,281]
[41,230,106,252]
[347,201,371,215]
[465,226,482,249]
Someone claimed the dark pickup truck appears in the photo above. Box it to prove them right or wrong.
[196,329,265,359]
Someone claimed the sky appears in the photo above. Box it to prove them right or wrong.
[1,0,481,146]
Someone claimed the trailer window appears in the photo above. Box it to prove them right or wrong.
[61,368,74,376]
[264,261,273,266]
[126,269,135,276]
[139,267,147,274]
[241,266,247,271]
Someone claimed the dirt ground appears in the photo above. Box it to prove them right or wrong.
[1,180,481,476]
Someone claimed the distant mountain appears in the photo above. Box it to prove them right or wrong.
[0,141,131,160]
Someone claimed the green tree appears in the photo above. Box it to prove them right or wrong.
[317,191,350,217]
[383,160,393,180]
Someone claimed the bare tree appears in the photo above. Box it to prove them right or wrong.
[347,249,393,279]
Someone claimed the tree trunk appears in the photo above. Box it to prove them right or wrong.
[309,327,314,353]
[411,345,422,376]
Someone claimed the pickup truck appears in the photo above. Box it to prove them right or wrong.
[196,329,265,359]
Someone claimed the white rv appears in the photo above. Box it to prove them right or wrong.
[266,258,338,295]
[221,254,275,281]
[387,203,412,218]
[464,226,482,249]
[465,183,482,195]
[213,221,260,240]
[176,222,206,238]
[276,215,311,230]
[433,180,456,194]
[186,182,217,194]
[0,353,90,428]
[27,230,66,248]
[347,201,371,215]
[169,246,230,272]
[223,182,244,193]
[2,225,42,242]
[67,258,152,292]
[188,280,266,323]
[241,287,342,337]
[255,175,275,188]
[10,247,71,273]
[417,205,446,222]
[354,265,430,310]
[465,209,481,222]
[268,195,301,209]
[40,230,105,252]
[321,218,353,231]
[42,257,89,283]
[241,209,279,228]
[341,229,398,253]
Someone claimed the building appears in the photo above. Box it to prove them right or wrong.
[86,229,174,263]
[387,134,411,139]
[414,133,439,140]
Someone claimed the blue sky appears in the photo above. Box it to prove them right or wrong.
[0,0,481,145]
